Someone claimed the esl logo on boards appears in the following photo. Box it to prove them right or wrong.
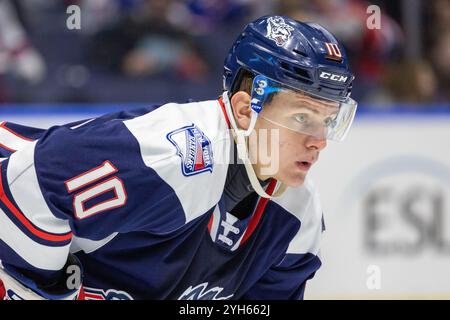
[357,157,450,255]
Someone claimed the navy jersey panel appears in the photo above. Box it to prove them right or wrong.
[34,110,186,238]
[73,197,310,300]
[240,253,322,300]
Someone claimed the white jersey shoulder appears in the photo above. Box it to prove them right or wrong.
[272,177,323,256]
[123,100,232,224]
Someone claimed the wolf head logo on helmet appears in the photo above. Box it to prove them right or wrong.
[266,16,295,47]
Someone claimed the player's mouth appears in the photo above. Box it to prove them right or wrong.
[295,161,312,171]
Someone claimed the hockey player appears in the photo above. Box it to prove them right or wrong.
[0,15,357,300]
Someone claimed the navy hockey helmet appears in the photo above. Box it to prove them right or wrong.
[223,15,354,102]
[222,15,357,142]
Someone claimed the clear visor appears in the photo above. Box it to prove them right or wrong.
[250,75,357,142]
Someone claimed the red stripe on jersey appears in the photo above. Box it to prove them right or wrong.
[77,287,86,300]
[0,279,5,300]
[83,292,105,300]
[207,213,213,233]
[0,142,16,152]
[240,179,277,246]
[217,98,231,129]
[194,142,205,171]
[0,163,73,243]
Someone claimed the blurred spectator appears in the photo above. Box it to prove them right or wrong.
[428,0,450,32]
[78,0,125,35]
[378,60,438,105]
[122,36,208,80]
[0,0,446,105]
[426,0,450,102]
[0,0,46,101]
[276,0,404,104]
[166,0,253,35]
[430,31,450,102]
[88,0,209,81]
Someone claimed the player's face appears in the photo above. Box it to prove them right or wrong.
[250,91,329,187]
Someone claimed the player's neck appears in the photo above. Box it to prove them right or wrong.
[223,142,269,220]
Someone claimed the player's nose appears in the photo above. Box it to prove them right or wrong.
[305,134,327,151]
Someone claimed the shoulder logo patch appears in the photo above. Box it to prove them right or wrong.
[167,124,214,176]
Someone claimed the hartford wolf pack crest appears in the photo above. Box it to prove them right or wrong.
[266,16,294,46]
[167,124,213,176]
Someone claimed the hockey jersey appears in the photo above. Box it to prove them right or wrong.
[0,99,324,300]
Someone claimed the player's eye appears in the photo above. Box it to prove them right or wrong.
[294,113,308,124]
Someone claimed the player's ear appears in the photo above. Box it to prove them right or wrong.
[230,91,252,130]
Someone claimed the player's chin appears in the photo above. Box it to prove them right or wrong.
[277,171,306,187]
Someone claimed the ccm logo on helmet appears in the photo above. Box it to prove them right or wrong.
[319,71,348,83]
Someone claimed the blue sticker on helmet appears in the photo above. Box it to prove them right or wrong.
[250,75,281,113]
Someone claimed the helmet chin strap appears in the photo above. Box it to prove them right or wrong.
[222,91,286,199]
